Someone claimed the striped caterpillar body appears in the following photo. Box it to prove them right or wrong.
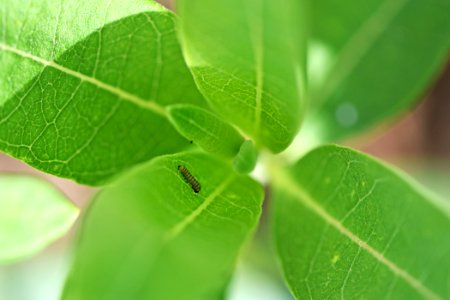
[178,165,201,193]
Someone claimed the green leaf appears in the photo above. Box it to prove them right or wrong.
[233,140,258,174]
[0,0,204,185]
[271,145,450,299]
[176,0,306,153]
[167,104,244,158]
[0,175,78,264]
[305,0,450,141]
[63,152,263,299]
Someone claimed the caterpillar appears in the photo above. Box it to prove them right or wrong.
[178,165,201,193]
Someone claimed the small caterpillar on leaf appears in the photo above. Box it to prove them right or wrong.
[178,165,201,193]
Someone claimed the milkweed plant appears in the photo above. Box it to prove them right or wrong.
[0,0,449,299]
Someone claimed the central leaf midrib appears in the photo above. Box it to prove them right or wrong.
[316,0,409,105]
[274,167,440,300]
[245,1,264,137]
[0,42,167,117]
[165,175,235,241]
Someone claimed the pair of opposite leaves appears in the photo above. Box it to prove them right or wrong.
[0,0,300,186]
[3,146,449,299]
[63,146,450,300]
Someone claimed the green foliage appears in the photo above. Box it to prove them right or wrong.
[0,0,204,185]
[63,152,263,299]
[271,145,450,299]
[233,140,258,174]
[1,0,449,299]
[176,0,306,153]
[305,0,450,141]
[168,104,244,158]
[0,175,78,264]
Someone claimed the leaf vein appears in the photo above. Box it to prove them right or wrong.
[165,175,235,241]
[317,0,409,104]
[274,168,441,300]
[0,42,167,117]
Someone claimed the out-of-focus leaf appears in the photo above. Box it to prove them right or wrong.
[272,145,450,299]
[0,0,204,185]
[176,0,306,153]
[305,0,450,141]
[167,104,244,158]
[233,140,258,174]
[0,175,78,264]
[63,152,263,300]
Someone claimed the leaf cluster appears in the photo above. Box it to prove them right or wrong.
[1,0,449,299]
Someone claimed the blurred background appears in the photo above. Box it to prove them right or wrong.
[1,0,449,299]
